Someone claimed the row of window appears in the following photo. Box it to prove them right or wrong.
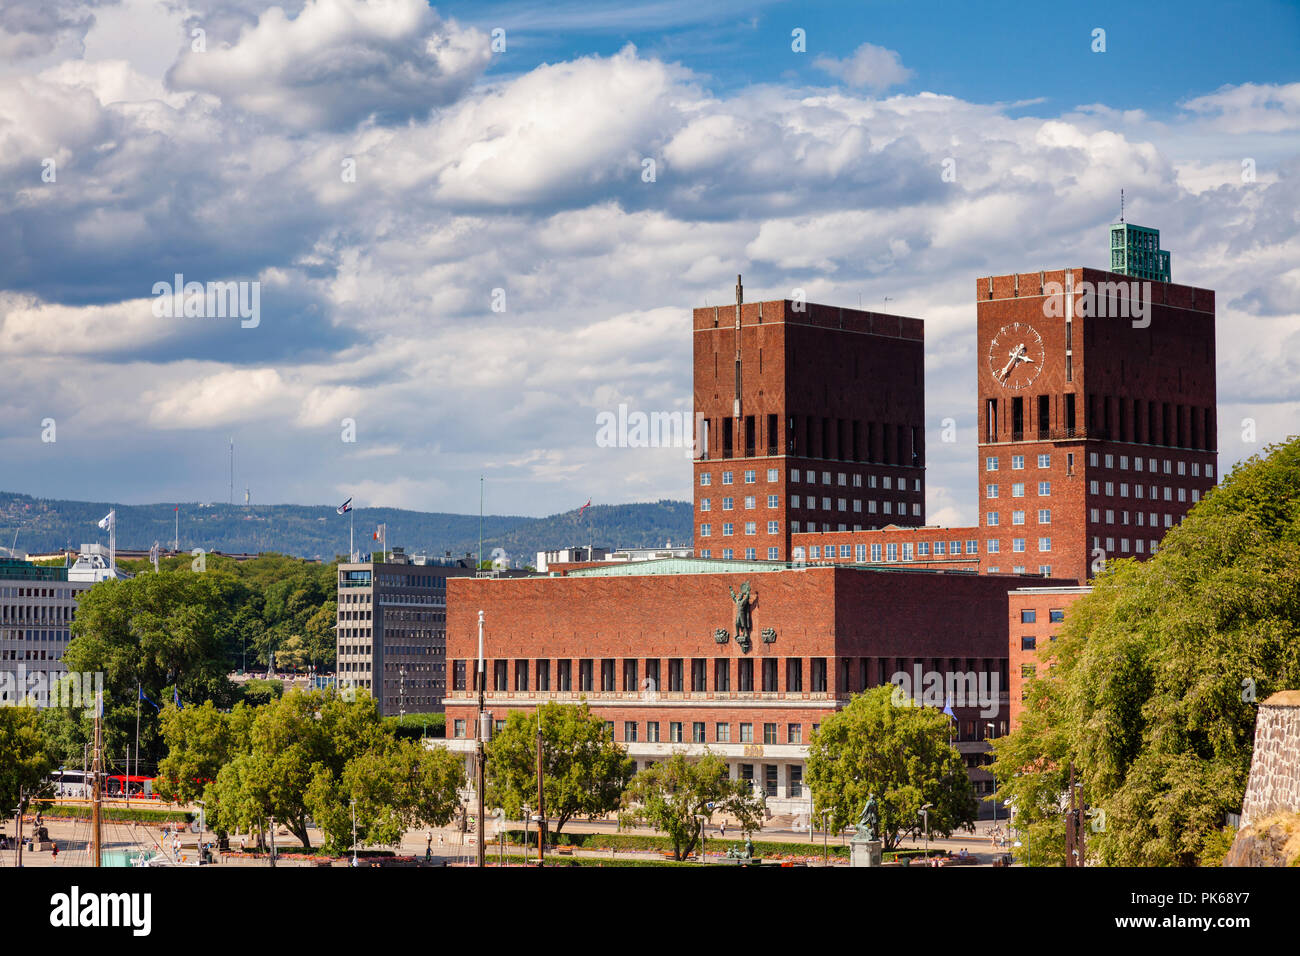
[986,454,1053,471]
[699,468,922,491]
[697,548,781,560]
[791,496,918,515]
[1089,481,1201,504]
[790,469,920,492]
[1088,452,1214,479]
[986,509,1052,527]
[986,482,1052,498]
[986,538,1052,554]
[987,566,1053,575]
[1093,537,1162,555]
[454,657,834,693]
[698,522,780,537]
[1019,609,1066,624]
[699,495,781,511]
[699,468,780,487]
[1091,509,1178,529]
[791,539,981,563]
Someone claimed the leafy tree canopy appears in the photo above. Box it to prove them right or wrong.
[992,436,1300,866]
[806,685,976,851]
[485,702,634,837]
[620,750,765,860]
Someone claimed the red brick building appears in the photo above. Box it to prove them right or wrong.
[444,561,1073,817]
[437,239,1220,820]
[976,268,1217,582]
[1007,586,1092,727]
[693,282,926,564]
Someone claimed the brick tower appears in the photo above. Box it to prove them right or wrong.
[692,278,927,561]
[976,265,1217,582]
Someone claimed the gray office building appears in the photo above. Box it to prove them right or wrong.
[336,548,491,718]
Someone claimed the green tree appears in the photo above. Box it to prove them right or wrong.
[620,750,765,860]
[806,685,976,851]
[208,688,386,848]
[45,570,244,767]
[0,707,55,812]
[306,739,464,852]
[991,437,1300,866]
[154,700,244,803]
[484,702,634,840]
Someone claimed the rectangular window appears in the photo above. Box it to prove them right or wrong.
[536,660,550,691]
[558,659,572,691]
[870,543,882,561]
[763,723,778,745]
[624,721,638,742]
[714,659,730,692]
[738,659,754,692]
[716,722,731,743]
[739,723,753,743]
[1021,609,1036,623]
[986,456,999,471]
[811,658,827,692]
[693,722,706,743]
[1012,455,1025,470]
[622,659,638,692]
[1020,636,1037,651]
[762,658,778,692]
[668,658,683,692]
[670,722,683,743]
[987,484,999,499]
[700,473,712,486]
[1038,481,1051,496]
[646,721,660,742]
[786,658,803,692]
[1037,454,1050,468]
[515,659,530,691]
[691,658,707,692]
[1012,482,1025,497]
[453,659,466,691]
[787,723,803,744]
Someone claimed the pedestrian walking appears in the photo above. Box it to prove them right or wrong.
[51,843,58,860]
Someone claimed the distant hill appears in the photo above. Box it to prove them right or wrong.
[0,491,692,566]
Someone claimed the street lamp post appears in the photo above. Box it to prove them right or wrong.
[986,722,998,835]
[522,803,531,861]
[919,803,933,866]
[818,809,831,867]
[351,798,357,867]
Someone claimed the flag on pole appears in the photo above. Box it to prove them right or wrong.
[336,497,352,515]
[373,524,386,543]
[578,498,591,517]
[138,687,160,712]
[97,510,115,530]
[173,687,183,710]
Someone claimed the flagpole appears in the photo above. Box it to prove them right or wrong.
[349,509,354,562]
[109,511,115,574]
[135,682,140,791]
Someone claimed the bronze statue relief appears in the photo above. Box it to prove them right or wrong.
[729,581,756,652]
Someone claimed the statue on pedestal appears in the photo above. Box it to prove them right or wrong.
[855,793,880,843]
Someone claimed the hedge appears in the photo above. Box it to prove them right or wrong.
[40,805,194,825]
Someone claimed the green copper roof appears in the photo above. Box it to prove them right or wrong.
[563,557,789,577]
[1109,222,1171,282]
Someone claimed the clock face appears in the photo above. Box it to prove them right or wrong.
[987,323,1045,390]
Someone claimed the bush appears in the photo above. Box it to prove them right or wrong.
[43,805,194,824]
[384,713,445,740]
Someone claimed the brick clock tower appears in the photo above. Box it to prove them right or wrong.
[692,278,927,562]
[976,264,1217,582]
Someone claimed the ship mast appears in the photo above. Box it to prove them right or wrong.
[91,689,102,867]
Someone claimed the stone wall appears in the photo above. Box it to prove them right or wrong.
[1239,690,1300,829]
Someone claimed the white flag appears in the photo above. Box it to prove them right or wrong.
[97,510,115,530]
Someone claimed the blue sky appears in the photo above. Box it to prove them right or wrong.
[440,0,1300,111]
[0,0,1297,541]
